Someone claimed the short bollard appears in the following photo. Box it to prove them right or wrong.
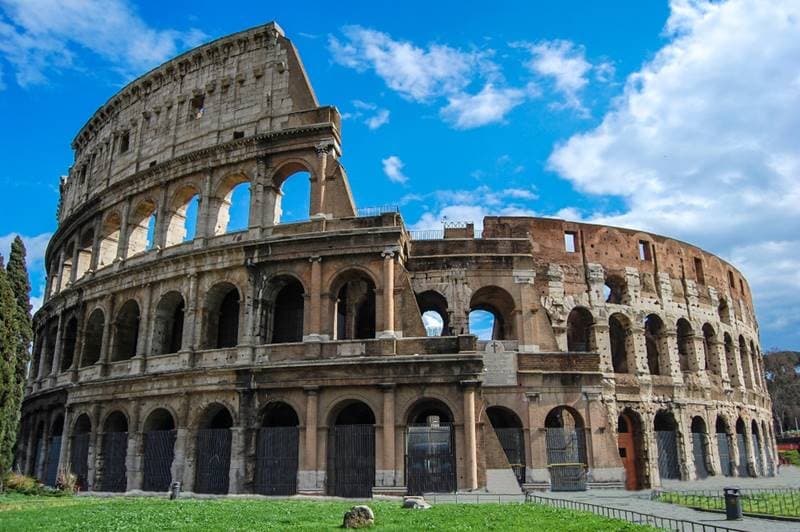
[170,481,182,500]
[724,487,742,520]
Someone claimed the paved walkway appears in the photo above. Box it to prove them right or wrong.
[661,465,800,491]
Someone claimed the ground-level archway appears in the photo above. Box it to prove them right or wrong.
[70,414,91,491]
[44,415,64,487]
[715,417,733,477]
[735,418,749,477]
[100,411,128,492]
[405,399,456,495]
[195,404,233,494]
[142,408,176,492]
[255,402,299,495]
[654,410,681,480]
[327,401,375,497]
[544,406,587,491]
[691,417,710,479]
[486,406,525,485]
[617,409,646,490]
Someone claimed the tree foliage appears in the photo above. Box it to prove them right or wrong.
[764,350,800,432]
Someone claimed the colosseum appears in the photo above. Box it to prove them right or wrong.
[16,22,776,497]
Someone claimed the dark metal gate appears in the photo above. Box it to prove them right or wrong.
[655,430,680,480]
[100,432,128,492]
[44,436,62,487]
[31,438,41,478]
[752,434,763,476]
[406,424,456,495]
[716,433,732,476]
[255,427,299,495]
[195,428,231,494]
[546,428,587,491]
[736,434,748,476]
[70,433,90,490]
[691,434,708,479]
[328,424,375,498]
[494,427,526,485]
[142,430,176,492]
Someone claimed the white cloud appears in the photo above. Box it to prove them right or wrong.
[0,0,206,88]
[520,39,606,115]
[382,155,408,184]
[365,108,390,130]
[548,0,800,348]
[440,84,530,129]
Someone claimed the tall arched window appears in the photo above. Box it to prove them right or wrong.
[81,309,105,367]
[416,290,450,336]
[644,314,665,375]
[262,277,305,344]
[60,317,78,372]
[98,212,122,268]
[214,175,251,235]
[702,323,718,375]
[152,291,185,355]
[609,313,631,373]
[165,186,201,247]
[566,307,593,352]
[204,283,240,349]
[676,319,694,372]
[333,271,376,340]
[469,285,516,341]
[274,167,311,224]
[111,300,140,362]
[127,200,157,256]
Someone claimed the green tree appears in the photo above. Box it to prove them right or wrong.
[0,254,22,487]
[764,350,800,433]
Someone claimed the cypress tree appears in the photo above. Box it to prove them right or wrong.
[6,237,32,382]
[0,255,21,485]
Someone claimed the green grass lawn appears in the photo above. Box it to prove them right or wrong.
[656,491,800,519]
[0,494,654,531]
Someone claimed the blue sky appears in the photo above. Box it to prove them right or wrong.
[1,0,798,350]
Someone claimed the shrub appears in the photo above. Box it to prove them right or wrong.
[55,469,78,494]
[3,472,43,495]
[779,450,800,466]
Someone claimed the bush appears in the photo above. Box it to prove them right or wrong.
[779,450,800,466]
[3,473,43,495]
[55,469,78,494]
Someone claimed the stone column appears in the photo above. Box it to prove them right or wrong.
[462,380,479,491]
[70,240,81,284]
[116,198,131,261]
[593,322,613,373]
[304,257,324,341]
[195,171,213,242]
[100,295,115,375]
[51,315,65,382]
[299,387,320,492]
[630,326,651,377]
[126,402,142,491]
[228,427,246,493]
[379,249,396,338]
[55,248,66,293]
[379,384,396,487]
[311,143,331,216]
[89,216,102,272]
[181,273,198,356]
[132,284,151,374]
[742,421,756,477]
[88,405,102,490]
[176,394,193,492]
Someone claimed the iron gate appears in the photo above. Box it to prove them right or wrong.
[142,430,176,492]
[195,428,231,494]
[255,426,299,495]
[691,434,708,479]
[406,424,456,495]
[328,424,375,498]
[716,433,732,476]
[70,433,90,490]
[752,434,763,476]
[100,432,128,492]
[655,430,680,480]
[546,428,587,491]
[494,427,526,485]
[44,436,62,487]
[31,438,41,478]
[736,434,748,476]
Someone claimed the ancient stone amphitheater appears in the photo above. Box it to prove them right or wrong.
[17,22,776,497]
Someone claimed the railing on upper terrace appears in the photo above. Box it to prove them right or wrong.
[356,205,399,217]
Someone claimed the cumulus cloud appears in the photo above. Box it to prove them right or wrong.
[382,155,408,184]
[548,0,800,348]
[0,0,206,88]
[341,99,391,130]
[330,26,533,129]
[365,108,390,130]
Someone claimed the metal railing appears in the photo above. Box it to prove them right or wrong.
[653,488,800,519]
[527,493,746,532]
[408,230,444,240]
[356,205,399,217]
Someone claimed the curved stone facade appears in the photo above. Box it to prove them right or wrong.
[18,22,776,496]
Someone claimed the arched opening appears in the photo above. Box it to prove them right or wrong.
[644,314,665,375]
[195,403,234,494]
[715,416,733,477]
[486,406,525,485]
[604,274,626,304]
[676,319,693,372]
[544,406,587,491]
[142,409,176,492]
[735,418,749,477]
[165,186,201,247]
[42,323,57,377]
[98,212,121,268]
[751,420,763,476]
[416,290,450,336]
[44,415,64,487]
[262,277,304,344]
[274,169,311,224]
[127,199,158,256]
[60,317,78,372]
[469,285,516,340]
[75,228,94,280]
[718,298,731,325]
[566,307,593,352]
[406,399,456,495]
[724,333,739,385]
[739,336,753,389]
[81,309,104,367]
[152,291,185,355]
[702,324,717,375]
[691,417,709,479]
[617,409,646,490]
[609,313,631,373]
[214,176,251,235]
[333,271,376,340]
[327,401,375,497]
[204,283,240,349]
[255,402,300,495]
[100,411,128,492]
[30,422,44,478]
[111,300,140,362]
[60,242,74,291]
[70,414,91,491]
[654,410,680,480]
